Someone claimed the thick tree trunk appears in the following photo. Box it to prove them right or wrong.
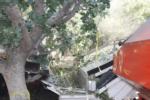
[3,53,30,100]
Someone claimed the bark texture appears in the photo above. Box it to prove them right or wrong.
[3,53,30,100]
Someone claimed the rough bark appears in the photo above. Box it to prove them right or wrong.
[1,52,29,100]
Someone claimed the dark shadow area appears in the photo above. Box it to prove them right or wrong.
[96,70,117,89]
[0,61,59,100]
[0,74,9,100]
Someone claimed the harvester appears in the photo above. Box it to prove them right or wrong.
[79,19,150,100]
[113,19,150,99]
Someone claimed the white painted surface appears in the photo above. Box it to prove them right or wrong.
[88,80,96,91]
[107,78,138,100]
[114,84,133,100]
[59,95,99,100]
[108,80,127,97]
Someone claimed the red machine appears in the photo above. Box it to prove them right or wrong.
[113,19,150,99]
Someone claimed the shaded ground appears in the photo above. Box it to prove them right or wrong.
[0,74,59,100]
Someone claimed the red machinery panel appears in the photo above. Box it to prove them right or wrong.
[113,19,150,99]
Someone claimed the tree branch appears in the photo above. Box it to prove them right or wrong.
[29,0,45,55]
[5,5,32,54]
[31,0,45,41]
[5,1,46,57]
[47,0,81,26]
[30,0,81,55]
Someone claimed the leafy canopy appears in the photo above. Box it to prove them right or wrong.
[0,0,109,48]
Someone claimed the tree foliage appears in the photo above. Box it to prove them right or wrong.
[0,0,110,52]
[41,0,110,66]
[0,0,110,68]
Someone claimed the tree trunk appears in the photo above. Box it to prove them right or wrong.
[3,53,30,100]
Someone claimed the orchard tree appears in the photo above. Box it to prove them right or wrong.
[0,0,109,100]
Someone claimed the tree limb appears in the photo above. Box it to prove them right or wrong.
[5,5,33,54]
[33,0,81,35]
[29,0,45,55]
[5,1,45,56]
[47,0,81,26]
[31,0,45,42]
[30,0,81,54]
